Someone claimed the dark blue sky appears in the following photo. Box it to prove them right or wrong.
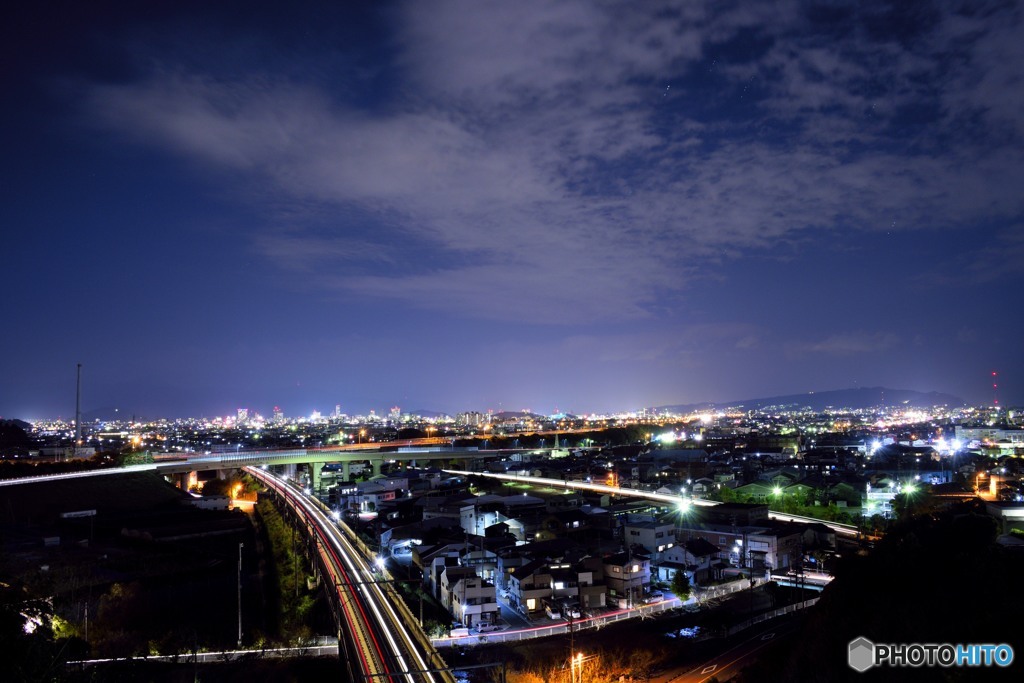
[3,0,1022,421]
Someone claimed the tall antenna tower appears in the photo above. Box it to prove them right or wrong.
[75,363,83,448]
[992,371,999,407]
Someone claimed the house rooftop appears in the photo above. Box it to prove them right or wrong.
[684,537,720,557]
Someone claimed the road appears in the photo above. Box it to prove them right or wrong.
[442,469,861,538]
[247,467,453,683]
[654,619,801,683]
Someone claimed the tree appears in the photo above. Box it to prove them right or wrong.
[0,420,31,450]
[629,650,656,683]
[114,450,154,466]
[0,582,68,680]
[671,570,691,601]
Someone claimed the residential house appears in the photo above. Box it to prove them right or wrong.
[733,481,775,503]
[622,519,676,561]
[601,551,651,608]
[746,525,804,577]
[506,559,557,618]
[443,567,499,628]
[653,537,722,585]
[534,509,591,542]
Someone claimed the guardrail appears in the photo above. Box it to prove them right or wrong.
[431,598,683,648]
[723,597,820,637]
[69,641,339,667]
[430,579,815,649]
[694,578,751,602]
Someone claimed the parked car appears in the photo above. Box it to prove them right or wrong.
[543,598,563,620]
[475,623,503,633]
[561,601,581,619]
[644,591,664,604]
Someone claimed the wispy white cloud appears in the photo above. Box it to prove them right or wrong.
[81,0,1024,324]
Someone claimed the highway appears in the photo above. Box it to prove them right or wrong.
[0,463,159,486]
[246,467,452,683]
[441,469,861,537]
[0,451,861,541]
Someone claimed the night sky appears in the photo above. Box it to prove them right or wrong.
[3,1,1023,421]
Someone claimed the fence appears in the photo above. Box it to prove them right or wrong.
[69,640,339,668]
[431,581,819,648]
[724,597,820,637]
[694,578,751,602]
[431,598,684,648]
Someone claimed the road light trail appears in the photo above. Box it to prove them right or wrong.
[247,467,450,683]
[250,468,389,679]
[442,469,861,537]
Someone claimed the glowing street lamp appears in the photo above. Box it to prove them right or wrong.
[571,652,584,683]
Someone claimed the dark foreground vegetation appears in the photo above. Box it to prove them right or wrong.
[735,499,1024,683]
[0,471,333,682]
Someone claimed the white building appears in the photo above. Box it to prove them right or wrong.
[442,566,499,627]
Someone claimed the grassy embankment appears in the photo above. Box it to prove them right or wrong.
[252,493,327,644]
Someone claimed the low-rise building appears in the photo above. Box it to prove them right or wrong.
[623,519,676,560]
[601,551,650,608]
[443,568,499,628]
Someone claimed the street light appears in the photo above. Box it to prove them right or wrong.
[237,542,244,648]
[571,652,584,683]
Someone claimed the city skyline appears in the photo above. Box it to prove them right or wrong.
[3,1,1023,420]
[12,379,999,425]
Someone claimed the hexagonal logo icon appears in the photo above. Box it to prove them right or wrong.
[848,637,875,672]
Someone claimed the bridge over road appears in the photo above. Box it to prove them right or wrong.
[0,443,520,491]
[152,443,519,491]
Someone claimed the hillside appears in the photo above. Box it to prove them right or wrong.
[655,387,966,414]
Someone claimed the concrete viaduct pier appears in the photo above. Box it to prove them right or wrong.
[154,445,502,493]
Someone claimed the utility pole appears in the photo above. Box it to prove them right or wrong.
[74,363,82,454]
[237,542,244,648]
[568,614,575,683]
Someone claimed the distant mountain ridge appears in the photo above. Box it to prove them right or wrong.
[653,387,966,414]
